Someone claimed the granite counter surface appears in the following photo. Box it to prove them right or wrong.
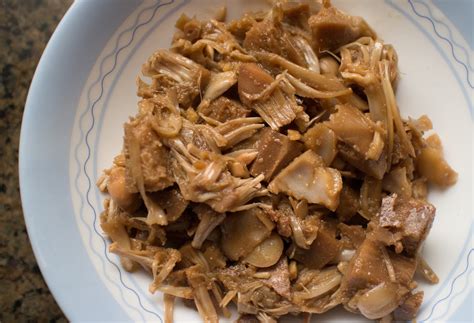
[0,1,72,321]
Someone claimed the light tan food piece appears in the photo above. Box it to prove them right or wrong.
[269,150,343,211]
[250,128,304,181]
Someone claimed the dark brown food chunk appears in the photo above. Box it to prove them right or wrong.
[308,4,376,53]
[379,194,436,256]
[338,143,388,180]
[336,184,360,222]
[244,19,306,66]
[150,187,189,222]
[338,223,365,249]
[389,250,417,287]
[340,237,388,296]
[393,291,424,321]
[125,116,174,192]
[238,63,274,106]
[250,128,303,181]
[293,220,341,269]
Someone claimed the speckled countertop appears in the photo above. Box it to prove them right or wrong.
[0,1,72,321]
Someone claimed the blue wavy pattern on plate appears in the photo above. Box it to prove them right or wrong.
[420,0,473,71]
[73,2,160,321]
[76,0,177,320]
[409,0,473,88]
[422,249,473,321]
[73,0,473,320]
[387,1,473,321]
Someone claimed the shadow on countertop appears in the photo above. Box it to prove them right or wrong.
[0,0,72,321]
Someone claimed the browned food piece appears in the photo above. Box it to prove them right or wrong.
[265,207,292,238]
[293,220,341,269]
[281,2,311,29]
[359,176,382,219]
[378,194,436,256]
[261,257,291,299]
[243,19,306,67]
[250,128,304,181]
[220,208,272,261]
[217,263,256,292]
[107,167,141,213]
[389,250,417,287]
[393,291,424,321]
[340,237,388,297]
[336,184,360,222]
[201,242,227,270]
[338,143,388,180]
[326,105,384,160]
[125,116,174,192]
[269,150,343,211]
[199,96,251,123]
[319,56,340,76]
[150,187,188,222]
[238,63,274,106]
[338,223,365,249]
[303,123,337,166]
[308,3,376,53]
[416,147,458,187]
[231,127,265,151]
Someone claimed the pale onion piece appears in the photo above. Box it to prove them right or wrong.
[289,260,298,281]
[221,209,272,260]
[201,71,237,102]
[416,147,458,187]
[319,56,340,76]
[286,73,352,99]
[107,167,141,213]
[303,123,337,166]
[269,150,343,211]
[335,249,356,263]
[357,283,400,320]
[293,273,341,301]
[293,36,320,73]
[289,216,309,249]
[244,233,284,268]
[382,167,412,198]
[366,129,384,160]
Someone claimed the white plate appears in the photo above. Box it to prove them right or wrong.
[19,0,473,321]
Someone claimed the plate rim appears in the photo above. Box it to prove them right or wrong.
[19,0,473,321]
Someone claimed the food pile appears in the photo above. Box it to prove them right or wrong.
[97,1,457,321]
